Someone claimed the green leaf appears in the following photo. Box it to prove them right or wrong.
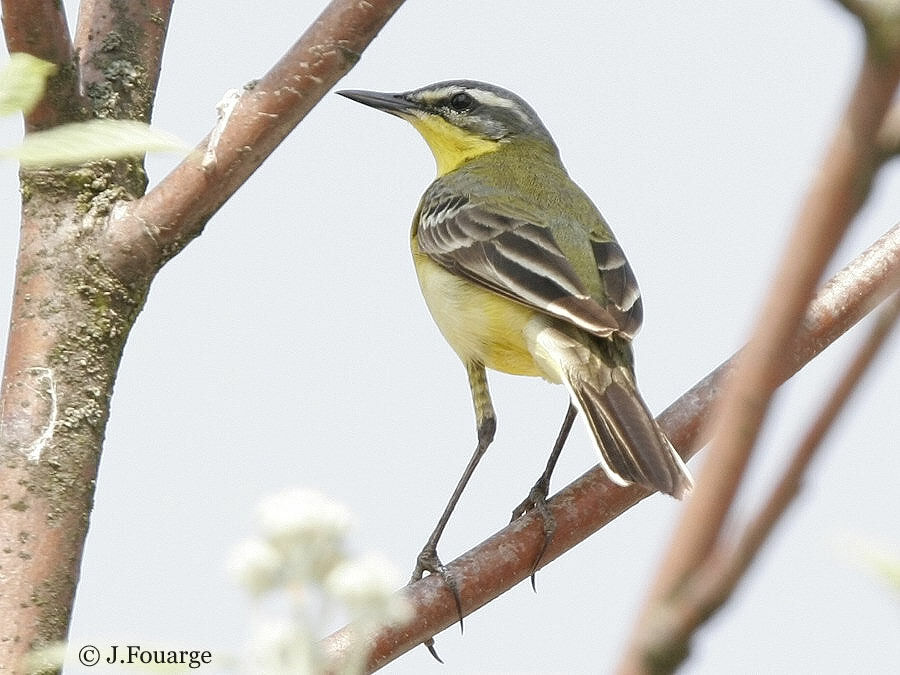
[0,53,57,116]
[0,119,189,167]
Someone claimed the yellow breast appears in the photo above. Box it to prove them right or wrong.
[411,240,543,377]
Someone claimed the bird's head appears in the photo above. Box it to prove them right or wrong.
[338,80,557,176]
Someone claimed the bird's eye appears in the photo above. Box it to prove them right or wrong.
[449,92,474,112]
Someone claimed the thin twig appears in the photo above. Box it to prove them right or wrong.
[319,225,900,673]
[635,291,900,667]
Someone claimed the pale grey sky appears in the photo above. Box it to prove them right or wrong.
[2,2,898,673]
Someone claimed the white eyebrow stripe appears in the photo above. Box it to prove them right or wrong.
[468,90,531,122]
[415,86,532,124]
[416,86,462,104]
[468,89,515,108]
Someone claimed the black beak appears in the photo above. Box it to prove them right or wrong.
[336,89,417,116]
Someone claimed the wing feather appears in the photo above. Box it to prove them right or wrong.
[417,189,643,338]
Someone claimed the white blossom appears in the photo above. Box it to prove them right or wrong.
[326,553,411,624]
[227,538,283,595]
[251,618,318,675]
[256,488,353,582]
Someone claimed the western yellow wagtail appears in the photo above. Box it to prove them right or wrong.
[339,80,692,620]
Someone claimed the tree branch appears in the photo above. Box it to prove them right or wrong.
[630,290,900,669]
[0,2,406,670]
[73,0,173,122]
[876,104,900,159]
[320,224,900,673]
[834,0,900,57]
[620,11,900,672]
[1,0,82,130]
[731,293,899,581]
[102,0,407,283]
[658,40,898,595]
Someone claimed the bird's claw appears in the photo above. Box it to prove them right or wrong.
[510,479,556,590]
[410,546,465,661]
[424,638,444,664]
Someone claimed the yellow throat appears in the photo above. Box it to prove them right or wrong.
[410,114,501,176]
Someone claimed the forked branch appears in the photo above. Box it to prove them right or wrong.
[0,2,407,670]
[103,0,407,281]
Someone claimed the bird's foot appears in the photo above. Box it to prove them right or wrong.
[510,477,556,590]
[410,545,464,662]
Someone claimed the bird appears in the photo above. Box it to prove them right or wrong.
[338,79,693,621]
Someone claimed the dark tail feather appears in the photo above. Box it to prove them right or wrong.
[568,366,692,499]
[526,321,692,498]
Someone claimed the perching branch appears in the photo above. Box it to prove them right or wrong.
[651,37,898,603]
[320,224,900,673]
[732,293,900,580]
[619,5,900,671]
[1,3,896,673]
[637,292,900,665]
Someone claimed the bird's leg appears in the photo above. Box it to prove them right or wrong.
[510,403,577,588]
[412,363,495,660]
[411,417,495,606]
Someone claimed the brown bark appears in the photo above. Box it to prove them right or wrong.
[0,1,406,670]
[1,0,82,130]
